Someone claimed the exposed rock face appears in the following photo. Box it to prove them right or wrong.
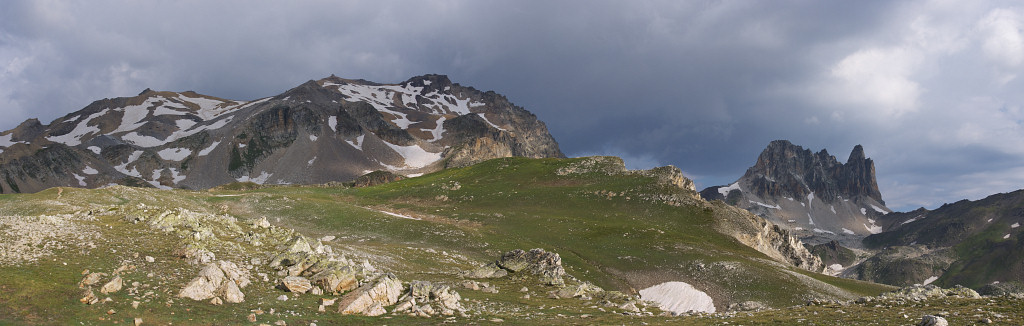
[700,140,891,246]
[711,202,824,272]
[0,74,563,193]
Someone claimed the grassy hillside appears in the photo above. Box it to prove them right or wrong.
[0,156,901,325]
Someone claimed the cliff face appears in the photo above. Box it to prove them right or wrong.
[700,140,891,248]
[0,74,564,193]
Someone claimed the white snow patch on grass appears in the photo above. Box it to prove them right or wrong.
[198,141,220,156]
[1012,223,1020,228]
[749,200,780,209]
[157,148,192,161]
[375,209,420,220]
[381,141,442,169]
[639,282,715,314]
[922,276,939,285]
[718,183,741,197]
[842,228,855,235]
[82,166,98,175]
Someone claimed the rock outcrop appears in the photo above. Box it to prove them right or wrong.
[337,274,404,316]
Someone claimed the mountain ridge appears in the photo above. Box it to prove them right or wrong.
[0,74,564,193]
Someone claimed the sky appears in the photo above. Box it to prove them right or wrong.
[2,0,1023,211]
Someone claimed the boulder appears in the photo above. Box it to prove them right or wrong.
[310,265,358,294]
[279,276,313,293]
[80,288,99,305]
[100,275,123,294]
[79,272,107,288]
[918,315,948,326]
[218,260,251,288]
[408,281,464,312]
[179,263,226,301]
[496,249,566,286]
[221,278,245,303]
[337,274,404,315]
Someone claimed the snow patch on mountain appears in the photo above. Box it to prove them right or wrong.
[309,135,318,142]
[428,116,446,141]
[863,218,883,234]
[749,200,780,209]
[346,134,365,150]
[121,132,166,147]
[82,166,98,175]
[114,151,144,178]
[870,204,888,214]
[478,113,507,131]
[381,141,442,169]
[237,171,272,184]
[72,173,86,186]
[47,110,105,146]
[814,228,836,235]
[198,141,220,156]
[718,183,741,197]
[157,148,192,161]
[87,146,102,155]
[328,116,338,132]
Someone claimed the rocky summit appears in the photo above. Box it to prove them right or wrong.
[0,74,563,194]
[701,140,892,247]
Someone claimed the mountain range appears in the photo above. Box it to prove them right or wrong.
[0,74,562,193]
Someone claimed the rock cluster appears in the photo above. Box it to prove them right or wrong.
[178,260,250,304]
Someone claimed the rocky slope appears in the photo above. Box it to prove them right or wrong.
[853,189,1024,288]
[0,74,563,193]
[700,140,892,247]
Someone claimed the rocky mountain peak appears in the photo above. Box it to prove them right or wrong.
[744,140,882,204]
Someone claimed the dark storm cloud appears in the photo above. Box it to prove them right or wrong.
[2,1,1023,211]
